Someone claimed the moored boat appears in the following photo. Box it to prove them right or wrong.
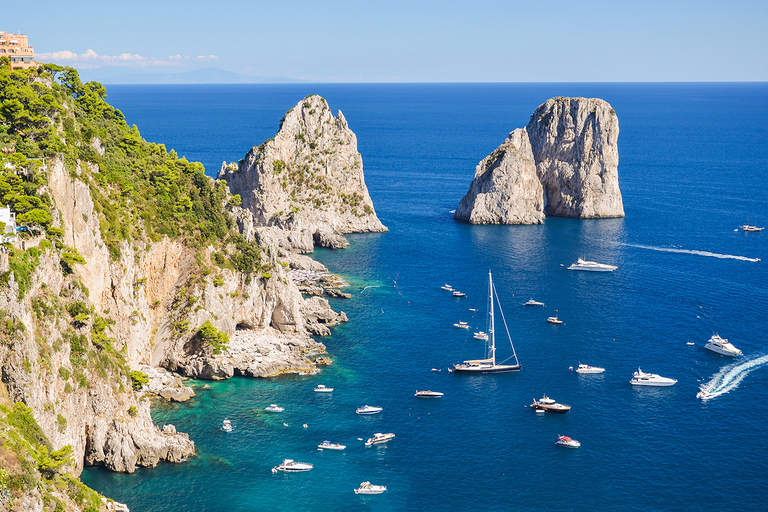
[318,440,346,450]
[555,435,581,448]
[265,404,285,412]
[704,334,742,357]
[567,258,618,272]
[441,284,454,291]
[453,321,470,329]
[354,481,387,494]
[547,316,563,325]
[365,432,395,446]
[271,459,313,473]
[452,290,466,297]
[356,405,383,415]
[531,395,571,413]
[574,363,605,374]
[415,390,444,397]
[629,368,677,387]
[314,384,333,393]
[473,331,489,340]
[524,298,545,306]
[221,419,232,432]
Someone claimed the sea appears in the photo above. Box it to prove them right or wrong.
[81,83,768,511]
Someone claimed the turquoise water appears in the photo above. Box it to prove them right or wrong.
[83,83,768,511]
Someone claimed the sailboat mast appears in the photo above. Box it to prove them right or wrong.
[489,270,496,366]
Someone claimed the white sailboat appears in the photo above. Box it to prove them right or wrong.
[453,270,521,374]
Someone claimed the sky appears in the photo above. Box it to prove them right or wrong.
[5,0,767,82]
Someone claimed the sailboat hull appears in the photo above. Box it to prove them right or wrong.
[453,364,521,374]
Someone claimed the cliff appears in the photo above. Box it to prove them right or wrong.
[218,95,387,252]
[455,97,624,223]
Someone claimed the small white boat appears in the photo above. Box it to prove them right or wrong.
[704,334,742,357]
[686,341,695,346]
[524,299,545,306]
[555,435,581,448]
[314,384,333,393]
[567,258,618,272]
[221,419,232,432]
[547,316,563,325]
[473,331,489,340]
[431,368,441,372]
[365,432,395,446]
[354,481,387,495]
[271,459,313,473]
[629,368,677,387]
[696,389,712,400]
[265,404,285,412]
[452,291,466,297]
[318,440,346,450]
[441,284,454,291]
[356,405,383,415]
[415,390,444,398]
[574,363,605,374]
[453,321,470,329]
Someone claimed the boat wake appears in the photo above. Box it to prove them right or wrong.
[698,354,768,400]
[622,243,760,262]
[360,285,382,294]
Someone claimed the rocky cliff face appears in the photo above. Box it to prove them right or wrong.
[455,97,624,223]
[218,95,387,252]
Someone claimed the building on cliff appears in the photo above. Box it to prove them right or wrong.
[0,205,17,242]
[0,31,38,70]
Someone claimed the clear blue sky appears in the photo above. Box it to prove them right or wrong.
[6,0,767,82]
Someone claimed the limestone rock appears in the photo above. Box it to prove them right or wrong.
[454,128,544,224]
[527,97,624,218]
[137,365,195,402]
[324,288,351,299]
[218,95,387,253]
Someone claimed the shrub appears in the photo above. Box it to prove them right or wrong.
[129,370,149,390]
[127,406,138,417]
[198,320,229,354]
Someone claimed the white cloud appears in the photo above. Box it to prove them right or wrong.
[36,49,219,68]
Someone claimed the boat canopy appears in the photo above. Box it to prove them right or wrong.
[463,358,493,364]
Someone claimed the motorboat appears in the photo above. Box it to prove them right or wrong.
[441,284,454,291]
[415,390,444,397]
[453,271,521,374]
[265,404,285,412]
[473,331,489,340]
[686,341,695,346]
[356,405,383,415]
[354,481,387,495]
[574,363,605,374]
[704,334,742,357]
[524,299,545,306]
[365,432,395,446]
[531,395,571,414]
[431,368,441,372]
[696,389,712,400]
[314,384,333,393]
[555,435,581,448]
[547,316,563,325]
[629,368,677,387]
[452,291,466,297]
[453,321,470,329]
[221,419,232,432]
[318,440,346,450]
[567,258,618,272]
[271,459,313,473]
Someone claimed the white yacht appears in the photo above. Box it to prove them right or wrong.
[356,405,383,415]
[314,384,333,393]
[567,258,618,272]
[415,390,444,398]
[473,331,489,340]
[575,363,605,374]
[555,435,581,448]
[441,284,454,291]
[318,440,346,450]
[221,419,232,432]
[265,404,285,412]
[453,321,470,329]
[704,334,742,357]
[452,290,466,297]
[629,368,677,387]
[523,299,545,306]
[354,481,387,495]
[365,432,395,446]
[271,459,313,473]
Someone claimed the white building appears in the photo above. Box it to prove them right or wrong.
[0,206,17,242]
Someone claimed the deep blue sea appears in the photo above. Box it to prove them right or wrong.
[82,83,768,511]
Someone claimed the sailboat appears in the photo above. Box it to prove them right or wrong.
[453,270,521,374]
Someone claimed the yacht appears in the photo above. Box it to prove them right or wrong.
[531,395,571,414]
[356,405,383,415]
[441,284,454,291]
[354,481,387,495]
[524,299,545,306]
[473,331,489,340]
[574,363,605,374]
[629,368,677,387]
[453,321,470,329]
[365,432,395,446]
[314,384,333,393]
[547,315,563,325]
[704,334,742,357]
[567,258,618,272]
[318,440,346,450]
[555,435,581,448]
[265,404,285,412]
[221,419,232,432]
[453,290,466,297]
[271,459,313,473]
[696,389,712,400]
[415,390,444,397]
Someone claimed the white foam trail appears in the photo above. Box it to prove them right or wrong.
[698,354,768,400]
[622,243,760,263]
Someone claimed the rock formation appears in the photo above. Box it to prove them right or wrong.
[455,97,624,223]
[218,95,387,252]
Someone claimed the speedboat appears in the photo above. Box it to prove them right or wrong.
[453,321,470,329]
[696,389,712,400]
[686,341,695,346]
[555,435,581,448]
[441,284,453,291]
[531,395,571,414]
[415,390,444,397]
[473,331,489,340]
[221,419,232,432]
[271,459,313,473]
[265,404,285,412]
[574,363,605,374]
[318,440,346,450]
[356,405,383,415]
[452,290,466,297]
[365,432,395,446]
[524,299,545,306]
[704,334,742,357]
[547,316,563,325]
[354,481,387,495]
[629,368,677,387]
[567,258,618,272]
[314,384,333,393]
